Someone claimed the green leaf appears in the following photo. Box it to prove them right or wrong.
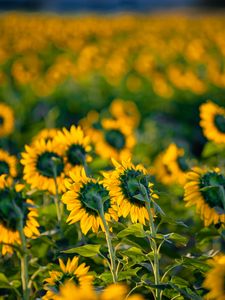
[62,244,101,257]
[117,224,145,238]
[166,233,188,247]
[169,283,202,300]
[0,273,10,288]
[202,141,225,158]
[118,267,142,281]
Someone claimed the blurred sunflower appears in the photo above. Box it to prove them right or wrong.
[153,143,188,185]
[0,175,40,255]
[62,168,118,234]
[109,98,140,128]
[200,101,225,144]
[0,103,14,137]
[79,110,102,140]
[56,282,144,300]
[32,128,60,143]
[21,139,66,194]
[55,126,92,173]
[94,118,136,160]
[43,256,93,300]
[203,255,225,300]
[184,167,225,226]
[103,159,158,224]
[0,149,17,179]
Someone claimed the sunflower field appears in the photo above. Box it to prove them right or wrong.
[0,12,225,300]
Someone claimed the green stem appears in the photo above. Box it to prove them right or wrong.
[96,196,117,283]
[52,163,63,224]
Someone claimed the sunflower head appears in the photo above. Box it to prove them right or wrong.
[32,128,60,144]
[0,175,40,255]
[62,168,118,234]
[43,256,93,300]
[184,167,225,226]
[0,103,14,137]
[200,101,225,144]
[103,158,158,224]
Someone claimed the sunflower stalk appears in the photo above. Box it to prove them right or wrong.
[140,184,161,300]
[51,157,63,224]
[95,194,117,283]
[13,201,30,300]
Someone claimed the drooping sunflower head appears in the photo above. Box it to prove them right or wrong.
[0,103,14,137]
[32,128,60,144]
[21,138,66,194]
[55,125,92,173]
[200,101,225,144]
[94,118,136,160]
[153,143,189,185]
[0,149,17,180]
[109,98,140,129]
[0,175,40,255]
[62,168,118,234]
[203,255,225,300]
[43,256,93,300]
[184,167,225,226]
[103,158,158,224]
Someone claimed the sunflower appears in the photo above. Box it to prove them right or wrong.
[109,98,140,129]
[200,101,225,144]
[94,118,136,161]
[184,167,225,226]
[153,144,188,185]
[55,126,92,173]
[203,255,225,300]
[0,103,14,137]
[103,158,158,225]
[32,128,60,143]
[56,282,144,300]
[43,256,93,300]
[21,138,66,194]
[0,149,17,180]
[79,111,102,142]
[62,168,118,234]
[0,175,40,255]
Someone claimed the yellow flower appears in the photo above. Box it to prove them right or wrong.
[203,255,225,300]
[32,128,60,143]
[94,118,136,160]
[62,168,118,234]
[184,167,225,226]
[0,175,40,255]
[200,101,225,144]
[79,111,101,140]
[153,143,188,185]
[21,138,66,194]
[55,125,92,173]
[0,103,14,137]
[43,256,93,300]
[0,149,17,179]
[103,158,158,225]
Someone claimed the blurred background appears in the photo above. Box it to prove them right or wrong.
[0,0,224,12]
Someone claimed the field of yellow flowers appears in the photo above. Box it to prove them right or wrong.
[0,12,225,300]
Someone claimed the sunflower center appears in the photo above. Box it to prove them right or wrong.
[105,129,126,150]
[177,156,188,172]
[36,152,64,178]
[79,182,111,216]
[0,117,4,126]
[0,189,28,231]
[120,169,150,207]
[0,161,9,175]
[67,144,86,166]
[200,172,225,210]
[214,114,225,133]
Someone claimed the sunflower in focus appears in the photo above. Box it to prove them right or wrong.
[0,149,17,180]
[55,126,92,173]
[43,256,93,300]
[109,98,140,128]
[56,282,144,300]
[153,144,189,185]
[62,168,118,234]
[94,118,136,160]
[103,158,158,224]
[203,254,225,300]
[0,175,40,255]
[184,167,225,226]
[0,103,14,137]
[32,128,60,143]
[21,139,66,194]
[200,101,225,144]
